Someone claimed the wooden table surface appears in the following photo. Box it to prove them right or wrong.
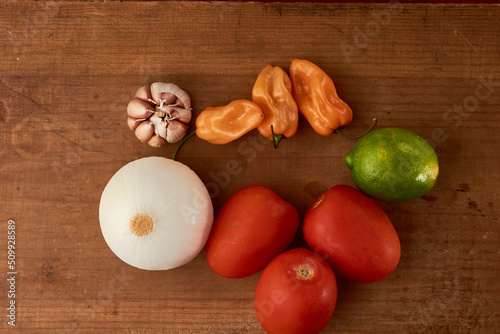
[1,1,499,333]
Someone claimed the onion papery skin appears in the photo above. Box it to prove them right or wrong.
[99,157,214,270]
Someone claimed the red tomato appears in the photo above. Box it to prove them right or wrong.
[205,185,299,278]
[254,248,337,334]
[303,185,401,283]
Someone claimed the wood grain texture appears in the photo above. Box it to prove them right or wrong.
[1,1,499,333]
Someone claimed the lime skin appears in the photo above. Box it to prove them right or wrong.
[344,127,439,202]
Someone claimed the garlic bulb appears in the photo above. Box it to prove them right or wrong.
[127,83,193,147]
[99,157,213,270]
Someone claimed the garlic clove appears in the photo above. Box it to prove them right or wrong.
[148,134,166,147]
[151,82,178,106]
[134,85,153,103]
[150,82,191,109]
[135,121,154,142]
[168,105,192,124]
[166,120,188,143]
[127,117,140,131]
[175,92,191,109]
[127,98,154,118]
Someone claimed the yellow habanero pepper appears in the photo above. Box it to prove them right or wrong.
[252,65,298,148]
[289,59,353,136]
[196,99,264,145]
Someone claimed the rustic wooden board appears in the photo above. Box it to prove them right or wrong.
[1,1,499,333]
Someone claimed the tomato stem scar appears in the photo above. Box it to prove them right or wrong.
[297,266,313,279]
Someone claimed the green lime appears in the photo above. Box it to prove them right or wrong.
[344,127,439,202]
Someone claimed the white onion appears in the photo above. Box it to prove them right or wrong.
[99,157,213,270]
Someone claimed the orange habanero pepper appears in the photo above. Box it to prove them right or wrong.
[196,99,264,145]
[289,59,353,136]
[252,65,298,148]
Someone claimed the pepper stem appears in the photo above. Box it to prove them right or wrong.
[172,129,196,161]
[334,118,377,140]
[270,124,283,149]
